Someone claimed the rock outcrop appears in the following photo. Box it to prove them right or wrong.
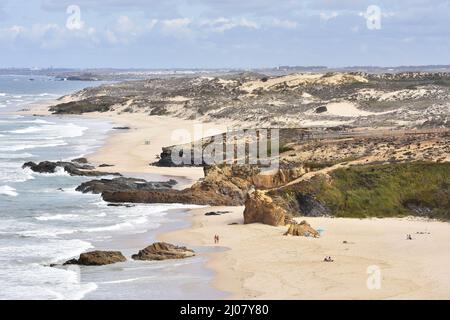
[243,190,289,226]
[71,157,88,164]
[99,165,306,208]
[101,165,256,206]
[102,188,237,206]
[76,177,177,194]
[131,242,195,261]
[63,251,126,266]
[284,220,320,237]
[23,161,121,177]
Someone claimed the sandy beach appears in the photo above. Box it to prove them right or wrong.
[161,206,450,300]
[21,99,450,300]
[19,101,229,188]
[84,112,229,187]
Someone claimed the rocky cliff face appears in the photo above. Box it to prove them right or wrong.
[100,165,307,207]
[243,190,289,226]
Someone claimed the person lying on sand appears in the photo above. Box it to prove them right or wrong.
[323,256,334,262]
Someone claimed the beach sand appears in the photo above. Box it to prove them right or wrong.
[19,100,229,187]
[83,111,228,187]
[161,206,450,299]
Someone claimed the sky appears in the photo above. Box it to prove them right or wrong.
[0,0,449,68]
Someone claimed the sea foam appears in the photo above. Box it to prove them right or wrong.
[0,185,18,197]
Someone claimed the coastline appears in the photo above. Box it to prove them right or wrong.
[19,100,229,188]
[19,95,450,300]
[16,96,231,299]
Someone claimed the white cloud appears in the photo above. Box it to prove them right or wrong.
[161,18,192,36]
[270,18,298,29]
[147,19,158,30]
[0,22,99,48]
[0,25,27,40]
[105,15,157,44]
[320,11,339,21]
[199,17,260,33]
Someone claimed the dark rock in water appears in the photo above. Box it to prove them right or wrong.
[107,203,135,208]
[76,177,177,194]
[72,157,88,164]
[23,161,121,177]
[113,126,131,130]
[315,106,328,113]
[99,164,115,167]
[205,211,230,216]
[63,259,78,265]
[132,242,195,261]
[63,251,126,266]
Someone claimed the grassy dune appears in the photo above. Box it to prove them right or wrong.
[274,162,450,219]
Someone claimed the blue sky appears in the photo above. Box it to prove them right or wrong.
[0,0,449,68]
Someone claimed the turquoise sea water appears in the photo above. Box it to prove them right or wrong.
[0,75,223,300]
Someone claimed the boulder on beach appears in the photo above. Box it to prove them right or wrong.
[63,250,127,266]
[132,242,195,261]
[243,190,288,226]
[284,220,320,238]
[205,211,230,216]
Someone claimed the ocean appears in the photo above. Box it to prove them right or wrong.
[0,75,223,300]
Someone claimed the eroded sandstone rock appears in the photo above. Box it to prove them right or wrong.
[243,190,288,226]
[132,242,195,261]
[63,250,126,266]
[284,220,320,237]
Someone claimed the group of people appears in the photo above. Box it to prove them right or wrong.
[323,256,334,262]
[214,234,220,244]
